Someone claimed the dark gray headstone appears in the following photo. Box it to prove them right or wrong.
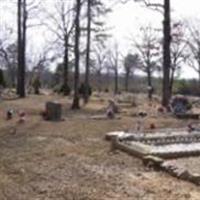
[46,101,62,121]
[170,96,191,114]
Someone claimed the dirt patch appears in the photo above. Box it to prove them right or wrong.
[0,94,199,199]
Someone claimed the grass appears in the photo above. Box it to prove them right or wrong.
[0,93,198,199]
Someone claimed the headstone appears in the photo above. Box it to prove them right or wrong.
[45,101,62,121]
[18,110,26,123]
[106,108,115,119]
[107,100,119,113]
[170,96,191,114]
[6,109,14,120]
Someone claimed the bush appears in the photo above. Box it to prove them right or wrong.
[0,69,6,87]
[174,79,200,96]
[104,88,109,93]
[61,84,71,96]
[78,83,92,97]
[32,76,41,94]
[53,83,71,95]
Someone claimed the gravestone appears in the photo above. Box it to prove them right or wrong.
[45,101,62,121]
[170,96,191,114]
[107,100,119,113]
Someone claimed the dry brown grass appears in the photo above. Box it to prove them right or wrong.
[0,93,199,200]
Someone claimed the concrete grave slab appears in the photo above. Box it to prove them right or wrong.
[106,130,200,185]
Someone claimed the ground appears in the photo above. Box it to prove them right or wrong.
[0,92,199,200]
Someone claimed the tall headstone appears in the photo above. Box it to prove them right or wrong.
[45,101,62,121]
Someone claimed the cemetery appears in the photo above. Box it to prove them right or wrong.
[1,0,200,199]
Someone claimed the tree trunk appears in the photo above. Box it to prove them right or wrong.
[17,0,22,95]
[147,68,152,100]
[97,70,102,92]
[114,68,118,95]
[106,68,110,91]
[72,0,81,110]
[63,35,69,95]
[162,0,171,107]
[198,70,200,88]
[169,67,175,96]
[10,68,16,87]
[21,0,26,97]
[17,0,26,98]
[84,0,91,103]
[125,70,130,92]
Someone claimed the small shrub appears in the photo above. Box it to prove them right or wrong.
[104,88,109,93]
[78,83,92,97]
[32,76,41,94]
[174,79,200,96]
[0,69,6,87]
[53,83,71,95]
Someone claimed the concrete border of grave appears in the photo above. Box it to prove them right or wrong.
[161,161,200,185]
[109,131,200,159]
[141,155,200,185]
[107,130,200,185]
[113,138,152,158]
[175,113,199,119]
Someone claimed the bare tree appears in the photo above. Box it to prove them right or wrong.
[17,0,42,97]
[163,0,171,106]
[133,0,171,107]
[84,0,111,102]
[72,0,81,109]
[186,21,200,86]
[91,43,107,91]
[84,0,92,103]
[123,53,140,92]
[107,42,120,95]
[133,26,161,99]
[0,25,17,87]
[17,0,25,96]
[170,22,187,93]
[43,0,75,95]
[0,43,17,87]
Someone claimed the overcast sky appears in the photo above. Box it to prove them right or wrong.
[107,0,200,78]
[1,0,200,78]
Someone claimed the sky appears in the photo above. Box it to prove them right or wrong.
[1,0,200,78]
[106,0,200,78]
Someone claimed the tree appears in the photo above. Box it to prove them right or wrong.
[162,0,171,106]
[107,42,120,95]
[28,45,55,91]
[17,0,28,97]
[0,42,17,87]
[123,53,139,91]
[186,21,200,86]
[91,43,107,91]
[17,0,23,97]
[17,0,41,97]
[170,22,187,93]
[0,24,17,87]
[0,69,6,87]
[134,0,172,107]
[43,0,75,95]
[71,0,81,109]
[84,0,92,103]
[84,0,111,102]
[133,26,160,98]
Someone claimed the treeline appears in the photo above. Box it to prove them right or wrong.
[1,0,200,109]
